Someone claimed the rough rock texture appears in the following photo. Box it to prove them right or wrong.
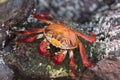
[98,7,120,57]
[34,0,118,23]
[0,0,33,79]
[90,4,120,80]
[0,56,13,80]
[92,58,120,80]
[0,0,34,26]
[0,0,33,50]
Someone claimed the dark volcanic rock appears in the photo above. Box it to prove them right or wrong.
[89,4,120,80]
[0,56,13,80]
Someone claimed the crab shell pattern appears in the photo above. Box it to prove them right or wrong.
[15,14,96,77]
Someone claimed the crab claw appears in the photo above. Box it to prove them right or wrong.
[51,50,67,65]
[38,41,50,57]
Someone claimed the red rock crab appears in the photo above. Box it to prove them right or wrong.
[15,14,96,76]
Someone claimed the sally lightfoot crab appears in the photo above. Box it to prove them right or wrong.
[15,13,96,77]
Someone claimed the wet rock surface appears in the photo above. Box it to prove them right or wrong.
[0,0,33,26]
[0,0,33,50]
[0,56,13,80]
[98,7,120,57]
[34,0,116,23]
[0,0,34,80]
[92,58,120,80]
[90,5,120,80]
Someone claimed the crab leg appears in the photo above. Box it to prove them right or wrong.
[79,42,93,67]
[38,39,51,57]
[69,50,76,77]
[15,28,45,35]
[76,32,96,43]
[16,34,43,44]
[34,14,53,25]
[51,50,67,65]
